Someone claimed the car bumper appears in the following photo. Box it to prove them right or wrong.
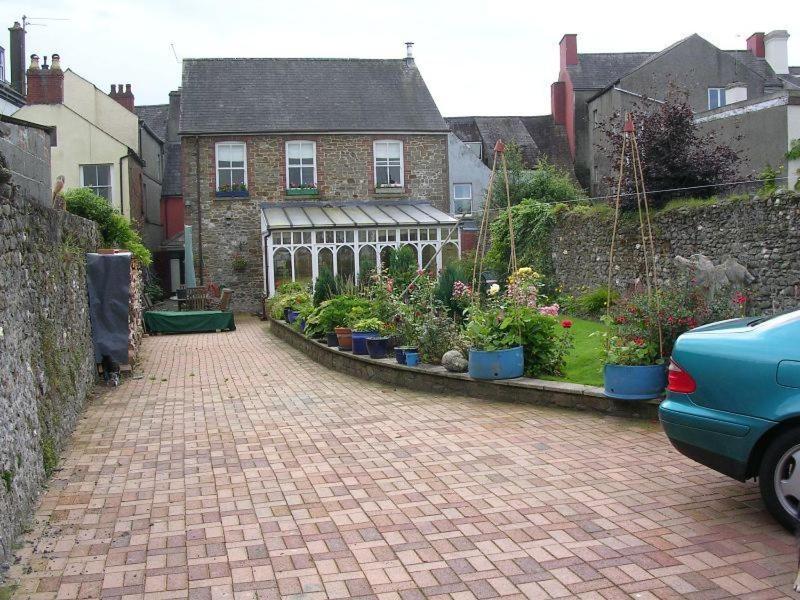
[659,395,775,481]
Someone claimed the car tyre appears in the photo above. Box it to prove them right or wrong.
[758,427,800,531]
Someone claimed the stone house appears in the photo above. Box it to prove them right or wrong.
[179,51,458,308]
[13,54,164,247]
[552,31,800,193]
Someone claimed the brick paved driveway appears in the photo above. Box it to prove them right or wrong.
[7,316,798,599]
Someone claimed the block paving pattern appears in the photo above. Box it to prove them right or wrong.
[6,316,798,598]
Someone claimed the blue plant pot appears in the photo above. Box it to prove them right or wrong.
[394,346,418,365]
[405,351,420,367]
[299,319,306,332]
[351,331,379,355]
[287,310,300,324]
[325,332,339,347]
[468,346,524,380]
[283,307,291,321]
[366,336,389,359]
[603,363,667,400]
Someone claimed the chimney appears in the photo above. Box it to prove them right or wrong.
[109,82,135,112]
[166,89,181,141]
[8,21,25,96]
[26,52,64,104]
[764,30,790,74]
[746,32,765,58]
[559,34,578,69]
[725,82,748,105]
[551,81,566,124]
[404,41,414,67]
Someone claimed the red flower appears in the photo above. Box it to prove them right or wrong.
[733,292,747,305]
[561,320,572,328]
[633,337,645,346]
[615,316,627,324]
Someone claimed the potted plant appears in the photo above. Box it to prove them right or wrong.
[232,253,248,273]
[302,296,372,350]
[598,323,667,400]
[465,302,524,380]
[349,317,383,355]
[286,183,318,196]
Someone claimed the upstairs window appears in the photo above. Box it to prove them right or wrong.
[464,142,482,159]
[286,141,316,189]
[374,140,403,188]
[708,88,726,110]
[215,142,246,191]
[80,164,112,200]
[453,183,472,214]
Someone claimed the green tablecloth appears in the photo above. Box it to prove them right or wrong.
[144,310,235,334]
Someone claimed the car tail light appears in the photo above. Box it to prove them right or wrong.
[667,358,696,394]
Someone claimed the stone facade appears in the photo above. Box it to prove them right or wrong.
[183,134,449,309]
[0,177,99,568]
[551,192,800,311]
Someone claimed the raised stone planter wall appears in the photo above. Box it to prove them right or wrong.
[269,319,660,421]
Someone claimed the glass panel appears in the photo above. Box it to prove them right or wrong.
[419,229,428,241]
[82,165,97,186]
[316,231,324,243]
[402,244,418,268]
[294,247,313,286]
[97,165,110,186]
[293,232,302,244]
[367,230,376,242]
[288,167,302,188]
[318,247,334,273]
[98,187,111,200]
[453,183,472,200]
[422,245,437,275]
[409,229,417,241]
[337,246,355,283]
[376,167,388,186]
[429,228,437,240]
[359,245,377,280]
[219,170,233,188]
[287,143,301,160]
[301,167,314,185]
[387,230,396,241]
[231,169,245,186]
[302,231,311,243]
[400,229,408,241]
[273,248,292,288]
[358,230,367,242]
[442,243,459,268]
[378,229,387,242]
[325,231,334,243]
[388,166,402,185]
[335,231,344,243]
[217,144,231,163]
[345,231,354,243]
[229,144,245,161]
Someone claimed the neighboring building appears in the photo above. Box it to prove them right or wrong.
[446,133,490,252]
[552,31,800,193]
[14,54,164,247]
[136,90,185,292]
[180,50,458,307]
[0,22,26,115]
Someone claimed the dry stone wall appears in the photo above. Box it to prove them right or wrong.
[0,132,99,570]
[551,192,800,311]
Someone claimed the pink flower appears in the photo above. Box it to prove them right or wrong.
[733,292,747,305]
[537,303,560,316]
[561,320,572,328]
[386,277,394,293]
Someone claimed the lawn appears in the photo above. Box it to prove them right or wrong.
[543,316,606,387]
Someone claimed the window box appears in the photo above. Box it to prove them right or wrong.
[286,187,319,197]
[216,189,249,198]
[374,185,405,195]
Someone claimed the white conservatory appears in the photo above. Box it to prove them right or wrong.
[261,201,460,295]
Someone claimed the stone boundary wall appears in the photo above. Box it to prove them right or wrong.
[551,192,800,311]
[268,319,659,421]
[0,155,99,568]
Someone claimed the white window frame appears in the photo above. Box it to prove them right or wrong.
[215,141,247,191]
[285,141,317,189]
[373,140,404,188]
[453,183,473,214]
[464,142,482,159]
[79,163,113,200]
[708,88,726,110]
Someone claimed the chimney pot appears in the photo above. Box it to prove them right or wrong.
[42,55,49,70]
[50,53,61,70]
[28,54,40,70]
[110,84,117,94]
[125,83,132,94]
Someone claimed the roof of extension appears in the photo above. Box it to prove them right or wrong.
[261,200,457,232]
[180,58,448,135]
[135,104,169,141]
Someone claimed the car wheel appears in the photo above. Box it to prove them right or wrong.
[759,428,800,531]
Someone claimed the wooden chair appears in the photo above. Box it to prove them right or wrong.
[186,287,206,311]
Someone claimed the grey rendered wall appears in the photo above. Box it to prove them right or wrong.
[447,133,491,213]
[139,128,163,249]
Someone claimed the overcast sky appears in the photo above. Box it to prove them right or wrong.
[3,0,799,116]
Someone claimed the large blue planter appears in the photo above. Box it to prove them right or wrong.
[351,331,379,355]
[468,346,524,380]
[395,346,418,365]
[287,310,300,324]
[365,336,389,359]
[603,364,667,400]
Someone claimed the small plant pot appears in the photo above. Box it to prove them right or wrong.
[365,336,389,359]
[603,363,667,400]
[468,346,524,380]
[283,307,291,321]
[287,310,300,324]
[405,351,420,367]
[325,332,339,347]
[394,346,418,365]
[335,327,352,350]
[299,319,306,332]
[351,331,379,355]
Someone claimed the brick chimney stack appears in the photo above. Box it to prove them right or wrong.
[747,32,765,58]
[26,52,64,104]
[559,34,578,69]
[109,82,135,112]
[8,21,26,96]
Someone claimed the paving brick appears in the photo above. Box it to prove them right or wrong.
[4,317,797,597]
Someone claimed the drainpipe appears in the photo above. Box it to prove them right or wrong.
[118,155,125,215]
[195,136,204,284]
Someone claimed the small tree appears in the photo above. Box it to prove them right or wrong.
[599,88,740,209]
[492,143,584,207]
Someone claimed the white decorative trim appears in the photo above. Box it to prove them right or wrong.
[694,96,789,123]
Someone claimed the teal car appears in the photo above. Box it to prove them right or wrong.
[659,309,800,530]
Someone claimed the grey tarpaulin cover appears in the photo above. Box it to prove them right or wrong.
[86,253,131,364]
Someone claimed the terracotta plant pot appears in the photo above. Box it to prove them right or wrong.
[335,327,353,350]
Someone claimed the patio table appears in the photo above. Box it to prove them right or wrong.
[144,310,235,334]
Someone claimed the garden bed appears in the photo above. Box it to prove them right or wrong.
[269,318,659,420]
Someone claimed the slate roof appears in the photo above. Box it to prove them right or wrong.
[135,104,168,141]
[566,52,655,89]
[162,142,182,196]
[180,58,448,135]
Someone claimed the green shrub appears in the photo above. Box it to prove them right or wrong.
[568,287,619,318]
[313,266,338,306]
[303,296,371,338]
[64,187,152,265]
[434,262,470,316]
[415,311,466,364]
[267,282,311,319]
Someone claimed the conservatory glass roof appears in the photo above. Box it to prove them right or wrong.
[260,200,458,232]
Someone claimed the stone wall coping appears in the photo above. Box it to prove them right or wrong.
[269,318,660,421]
